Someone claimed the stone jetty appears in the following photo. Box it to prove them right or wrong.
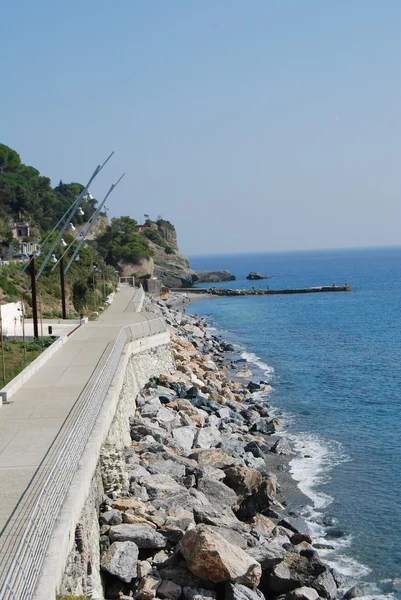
[94,295,358,600]
[171,286,352,296]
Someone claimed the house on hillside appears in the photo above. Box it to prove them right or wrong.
[9,215,39,254]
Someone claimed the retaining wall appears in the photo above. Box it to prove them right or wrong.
[34,334,175,600]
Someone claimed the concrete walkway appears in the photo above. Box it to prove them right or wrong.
[0,287,156,582]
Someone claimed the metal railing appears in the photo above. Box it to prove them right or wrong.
[131,286,145,312]
[0,317,167,600]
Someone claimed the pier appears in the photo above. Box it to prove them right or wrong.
[171,285,352,296]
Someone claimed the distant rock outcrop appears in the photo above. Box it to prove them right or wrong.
[246,272,270,280]
[196,270,236,283]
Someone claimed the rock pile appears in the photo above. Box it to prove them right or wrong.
[97,297,349,600]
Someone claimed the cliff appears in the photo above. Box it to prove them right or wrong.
[144,223,235,287]
[115,219,235,288]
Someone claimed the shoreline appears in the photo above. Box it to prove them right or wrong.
[166,293,380,596]
[95,292,379,600]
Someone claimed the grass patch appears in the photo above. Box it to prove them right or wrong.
[0,337,54,387]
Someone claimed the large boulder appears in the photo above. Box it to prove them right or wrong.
[173,427,196,452]
[268,553,338,599]
[100,541,139,583]
[188,449,236,469]
[109,524,167,548]
[142,474,188,500]
[285,587,320,600]
[224,466,262,506]
[270,438,293,456]
[225,582,266,600]
[136,573,162,600]
[194,427,222,449]
[247,539,286,568]
[197,478,238,511]
[236,477,277,520]
[180,525,261,588]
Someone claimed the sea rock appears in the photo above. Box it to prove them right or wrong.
[271,438,293,456]
[141,398,162,418]
[180,524,261,588]
[196,270,236,283]
[236,365,253,378]
[225,582,266,600]
[343,586,364,599]
[194,427,222,449]
[112,498,150,512]
[247,539,286,567]
[244,441,270,458]
[247,382,261,393]
[236,476,277,520]
[136,573,162,600]
[143,474,187,500]
[173,427,196,452]
[159,566,210,589]
[156,407,177,423]
[250,514,276,537]
[246,272,269,280]
[197,478,238,511]
[285,587,320,600]
[268,554,337,599]
[195,465,226,482]
[224,465,262,505]
[138,560,153,578]
[157,579,182,600]
[189,448,236,469]
[182,587,217,600]
[147,459,186,481]
[99,509,123,526]
[250,419,278,435]
[131,423,169,444]
[122,513,157,528]
[109,524,167,548]
[100,541,139,583]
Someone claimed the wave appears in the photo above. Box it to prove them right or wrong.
[287,432,379,591]
[240,350,275,380]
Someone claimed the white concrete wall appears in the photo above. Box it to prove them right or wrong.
[0,301,24,337]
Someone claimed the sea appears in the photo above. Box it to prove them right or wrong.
[187,246,401,599]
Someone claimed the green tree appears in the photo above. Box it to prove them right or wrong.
[0,144,21,171]
[96,216,153,265]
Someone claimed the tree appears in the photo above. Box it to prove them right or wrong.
[96,216,153,265]
[0,144,21,171]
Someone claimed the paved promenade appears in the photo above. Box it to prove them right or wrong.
[0,287,154,583]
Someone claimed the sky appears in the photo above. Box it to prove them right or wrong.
[1,1,400,255]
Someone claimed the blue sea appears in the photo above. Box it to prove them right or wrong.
[188,247,401,599]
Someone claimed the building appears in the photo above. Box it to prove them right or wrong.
[9,216,39,254]
[10,217,31,239]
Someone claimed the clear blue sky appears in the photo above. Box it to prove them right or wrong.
[1,1,400,254]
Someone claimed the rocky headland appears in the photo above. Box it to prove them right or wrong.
[95,295,358,600]
[121,221,235,288]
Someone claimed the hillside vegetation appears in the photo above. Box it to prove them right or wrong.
[0,143,190,311]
